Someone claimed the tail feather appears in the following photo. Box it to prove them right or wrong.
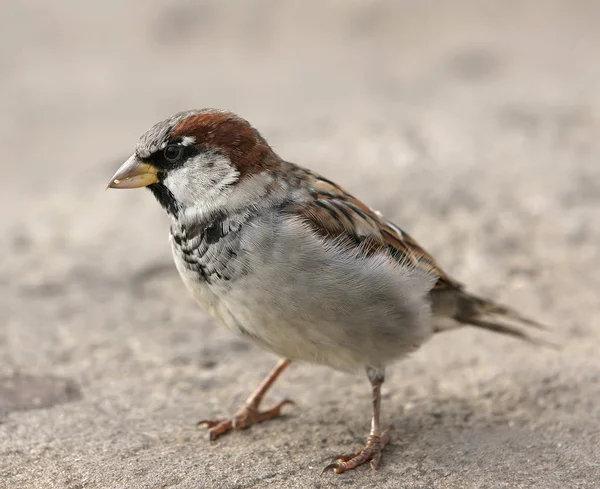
[451,291,557,348]
[472,299,548,331]
[463,317,556,347]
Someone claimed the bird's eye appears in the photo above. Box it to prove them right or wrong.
[164,144,183,163]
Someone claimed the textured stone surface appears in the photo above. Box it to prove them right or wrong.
[1,1,599,487]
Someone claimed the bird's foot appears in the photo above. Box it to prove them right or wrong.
[198,399,295,441]
[323,427,393,474]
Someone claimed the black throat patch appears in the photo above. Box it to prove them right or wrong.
[148,183,180,217]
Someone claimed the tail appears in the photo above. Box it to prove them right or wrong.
[435,289,557,348]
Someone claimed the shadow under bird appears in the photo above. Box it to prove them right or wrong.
[108,109,550,474]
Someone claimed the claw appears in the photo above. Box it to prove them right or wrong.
[196,420,220,428]
[278,399,296,408]
[370,450,382,471]
[321,463,341,475]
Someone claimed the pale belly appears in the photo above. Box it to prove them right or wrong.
[170,219,436,371]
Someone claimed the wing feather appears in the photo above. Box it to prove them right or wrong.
[284,170,462,291]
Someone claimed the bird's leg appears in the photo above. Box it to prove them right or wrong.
[198,358,294,441]
[324,367,392,474]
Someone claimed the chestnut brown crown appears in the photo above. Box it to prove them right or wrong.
[136,109,279,177]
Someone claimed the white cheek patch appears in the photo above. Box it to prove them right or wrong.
[162,153,240,209]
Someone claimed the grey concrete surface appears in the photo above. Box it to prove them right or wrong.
[1,1,599,488]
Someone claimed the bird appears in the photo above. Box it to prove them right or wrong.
[107,109,549,474]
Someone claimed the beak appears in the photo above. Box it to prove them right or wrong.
[107,155,159,189]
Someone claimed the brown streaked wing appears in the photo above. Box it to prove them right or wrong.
[380,221,462,290]
[287,170,462,291]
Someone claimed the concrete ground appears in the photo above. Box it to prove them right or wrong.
[1,1,599,487]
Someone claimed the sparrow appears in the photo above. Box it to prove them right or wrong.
[107,109,549,474]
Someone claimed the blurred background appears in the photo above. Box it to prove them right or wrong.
[1,1,599,488]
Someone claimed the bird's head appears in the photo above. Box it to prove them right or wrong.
[108,109,279,217]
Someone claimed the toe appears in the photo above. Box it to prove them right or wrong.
[197,419,234,441]
[264,398,296,417]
